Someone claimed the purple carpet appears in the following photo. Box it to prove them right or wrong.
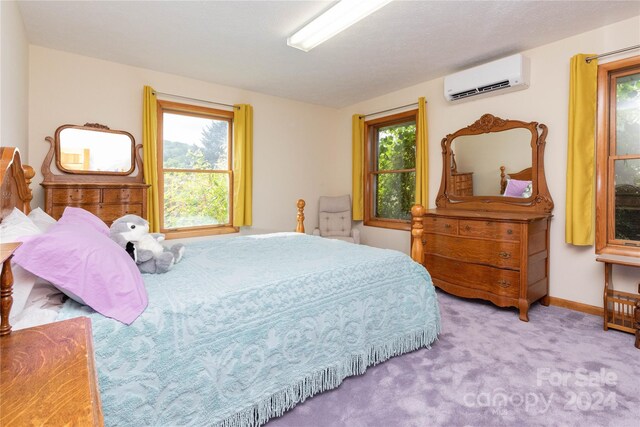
[268,290,640,427]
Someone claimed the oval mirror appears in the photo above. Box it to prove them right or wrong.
[56,124,135,175]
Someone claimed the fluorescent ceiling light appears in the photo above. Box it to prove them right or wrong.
[287,0,393,52]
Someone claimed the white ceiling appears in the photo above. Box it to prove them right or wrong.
[17,1,640,108]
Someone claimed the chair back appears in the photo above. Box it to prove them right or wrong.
[318,195,352,237]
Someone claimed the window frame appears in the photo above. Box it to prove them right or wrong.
[595,55,640,256]
[363,109,418,231]
[157,100,238,238]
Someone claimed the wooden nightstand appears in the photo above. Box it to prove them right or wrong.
[596,254,640,349]
[0,317,104,425]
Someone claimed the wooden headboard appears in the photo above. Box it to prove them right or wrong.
[1,147,34,336]
[1,147,34,221]
[500,166,532,195]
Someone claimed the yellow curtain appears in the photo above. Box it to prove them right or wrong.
[415,97,429,207]
[566,54,598,245]
[351,114,364,220]
[142,86,160,232]
[232,104,253,226]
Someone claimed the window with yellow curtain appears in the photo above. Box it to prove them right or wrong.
[364,109,417,230]
[595,55,640,256]
[157,100,238,238]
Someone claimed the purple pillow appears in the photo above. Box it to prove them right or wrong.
[57,206,109,236]
[504,179,532,197]
[13,218,147,325]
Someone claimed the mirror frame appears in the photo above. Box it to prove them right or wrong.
[435,114,553,213]
[54,123,135,175]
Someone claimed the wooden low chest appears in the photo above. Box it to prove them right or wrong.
[421,208,552,321]
[0,317,104,425]
[43,182,148,226]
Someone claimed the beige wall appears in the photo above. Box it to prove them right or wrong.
[28,46,339,234]
[22,15,640,308]
[334,16,640,308]
[1,0,29,156]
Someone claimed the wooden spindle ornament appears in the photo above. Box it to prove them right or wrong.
[22,165,35,215]
[296,199,306,233]
[0,256,15,336]
[410,204,426,263]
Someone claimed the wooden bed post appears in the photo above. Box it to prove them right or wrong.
[1,148,34,335]
[0,248,18,336]
[296,199,306,233]
[410,204,425,263]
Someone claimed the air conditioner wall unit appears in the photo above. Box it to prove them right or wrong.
[444,54,530,102]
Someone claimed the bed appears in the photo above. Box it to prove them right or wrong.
[499,165,532,196]
[0,147,441,426]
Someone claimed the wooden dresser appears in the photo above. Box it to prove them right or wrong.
[43,182,147,226]
[410,114,554,322]
[421,208,551,321]
[41,123,148,226]
[0,317,104,426]
[450,153,473,196]
[450,172,473,196]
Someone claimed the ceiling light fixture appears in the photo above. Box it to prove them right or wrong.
[287,0,393,52]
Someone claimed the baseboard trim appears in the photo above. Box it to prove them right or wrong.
[548,296,603,317]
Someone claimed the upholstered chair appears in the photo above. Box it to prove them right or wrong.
[312,195,360,244]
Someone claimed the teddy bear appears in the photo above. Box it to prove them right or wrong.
[110,214,185,274]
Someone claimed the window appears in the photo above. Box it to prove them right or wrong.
[596,56,640,255]
[157,101,236,237]
[364,110,417,230]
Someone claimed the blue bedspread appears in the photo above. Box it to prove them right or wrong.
[59,233,440,426]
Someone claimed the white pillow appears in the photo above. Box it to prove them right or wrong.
[0,208,42,324]
[0,208,40,240]
[12,281,64,331]
[28,207,57,232]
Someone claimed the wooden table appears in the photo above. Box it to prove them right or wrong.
[596,254,640,349]
[0,317,104,425]
[0,242,21,336]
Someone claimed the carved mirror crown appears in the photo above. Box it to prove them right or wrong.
[436,114,553,213]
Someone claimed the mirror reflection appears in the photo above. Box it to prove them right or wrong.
[58,127,134,174]
[450,127,532,197]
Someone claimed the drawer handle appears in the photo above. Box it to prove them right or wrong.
[444,223,452,229]
[69,193,83,201]
[464,225,471,231]
[498,251,511,259]
[497,279,511,288]
[507,229,513,235]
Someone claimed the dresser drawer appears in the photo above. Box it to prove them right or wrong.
[52,204,142,224]
[103,188,143,203]
[52,188,101,204]
[425,234,520,269]
[425,254,519,298]
[459,219,521,241]
[456,181,472,190]
[97,204,143,223]
[51,204,100,219]
[452,174,472,184]
[423,217,458,235]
